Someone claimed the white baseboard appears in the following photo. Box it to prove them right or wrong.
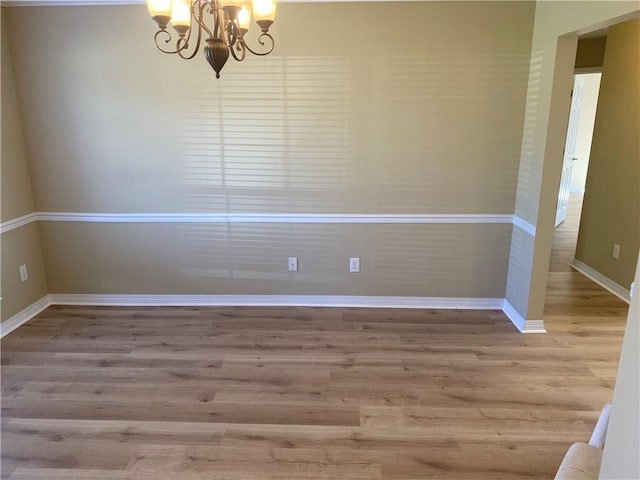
[0,295,51,338]
[572,260,631,303]
[502,300,546,333]
[3,294,546,338]
[522,319,546,333]
[49,294,504,310]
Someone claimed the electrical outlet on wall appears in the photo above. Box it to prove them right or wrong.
[349,257,360,273]
[19,264,29,282]
[613,243,620,259]
[288,257,298,272]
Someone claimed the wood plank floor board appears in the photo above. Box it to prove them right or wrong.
[2,398,361,427]
[1,194,630,479]
[4,418,226,446]
[8,469,129,480]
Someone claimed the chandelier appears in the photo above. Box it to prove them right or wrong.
[145,0,277,78]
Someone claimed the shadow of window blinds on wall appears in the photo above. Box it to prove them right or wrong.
[172,52,526,287]
[175,56,350,283]
[514,49,543,217]
[178,223,346,283]
[178,56,351,214]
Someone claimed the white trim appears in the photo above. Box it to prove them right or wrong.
[502,299,546,333]
[0,212,37,234]
[3,294,544,336]
[522,319,546,334]
[512,215,536,237]
[35,212,515,225]
[49,294,504,310]
[0,295,51,338]
[569,187,585,194]
[502,299,525,332]
[589,403,612,449]
[572,260,631,303]
[0,211,539,231]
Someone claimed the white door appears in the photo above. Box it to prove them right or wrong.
[555,76,584,227]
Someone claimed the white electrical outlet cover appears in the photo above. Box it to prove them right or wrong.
[19,264,29,282]
[288,257,298,272]
[349,257,360,273]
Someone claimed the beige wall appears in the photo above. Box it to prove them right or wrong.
[570,73,601,192]
[5,2,534,216]
[1,11,35,222]
[575,18,639,291]
[39,222,511,298]
[4,2,534,302]
[0,224,49,321]
[506,1,638,320]
[1,11,49,322]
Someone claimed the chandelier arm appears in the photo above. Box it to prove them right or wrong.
[178,20,202,60]
[176,31,201,60]
[226,19,241,49]
[230,40,247,62]
[211,2,223,39]
[194,0,215,40]
[179,0,220,60]
[154,29,190,54]
[242,32,275,56]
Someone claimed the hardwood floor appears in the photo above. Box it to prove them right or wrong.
[1,197,630,479]
[545,193,629,318]
[548,193,585,274]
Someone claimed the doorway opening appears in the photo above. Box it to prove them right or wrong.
[550,71,602,273]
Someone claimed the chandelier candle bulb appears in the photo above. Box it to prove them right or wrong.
[221,0,243,9]
[146,0,276,78]
[237,4,251,34]
[147,0,172,28]
[221,0,242,21]
[171,0,192,36]
[147,0,171,16]
[252,0,276,27]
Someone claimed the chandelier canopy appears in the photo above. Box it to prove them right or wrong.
[146,0,277,78]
